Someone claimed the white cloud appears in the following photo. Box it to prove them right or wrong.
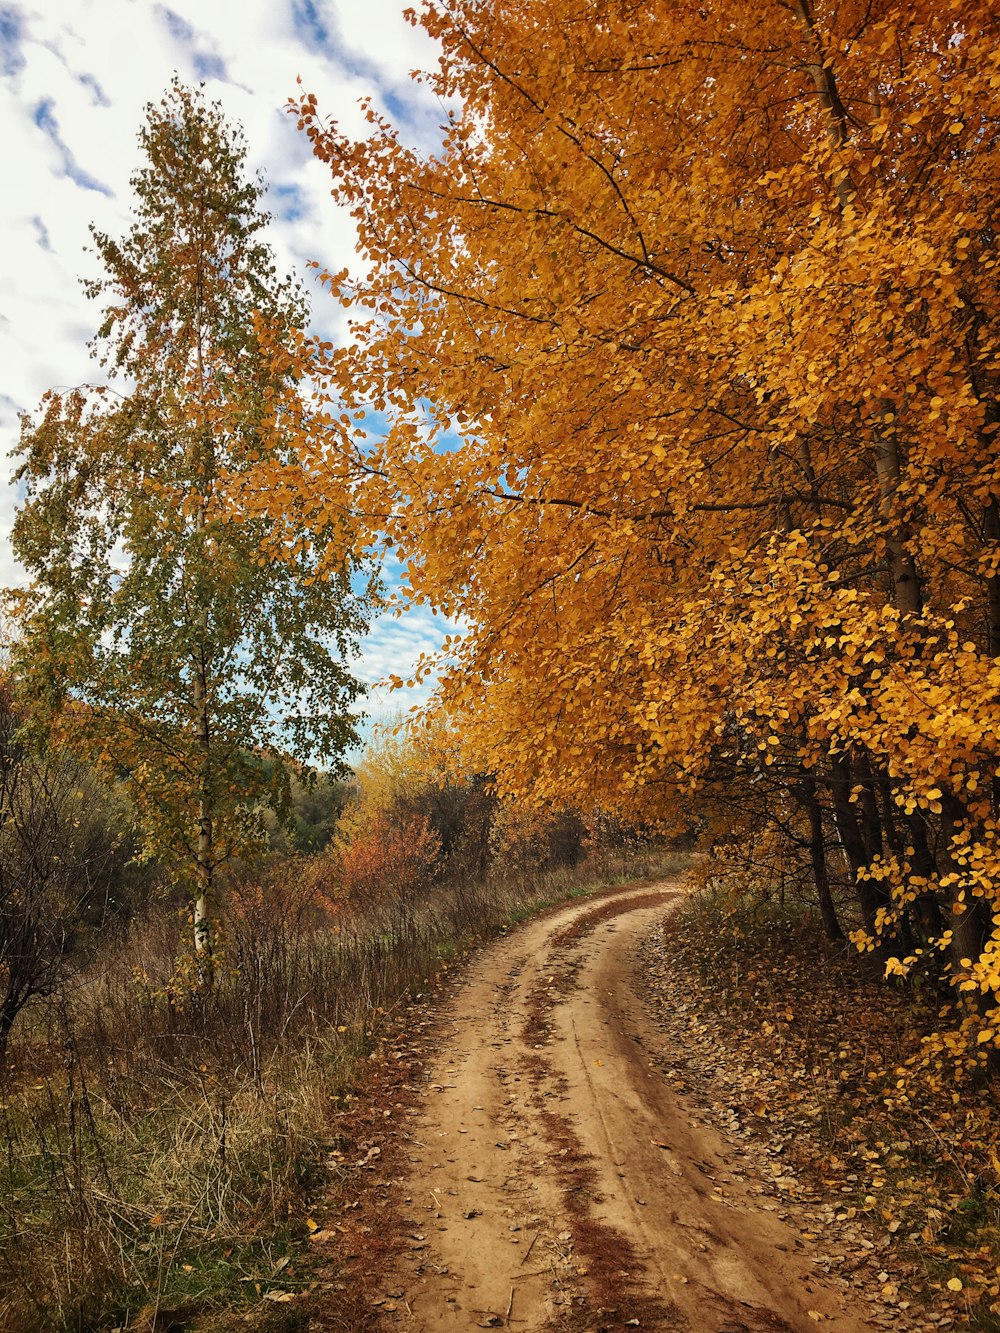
[341,601,462,758]
[0,0,455,725]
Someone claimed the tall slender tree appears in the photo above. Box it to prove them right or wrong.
[12,81,368,978]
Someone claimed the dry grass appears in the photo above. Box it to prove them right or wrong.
[0,846,674,1332]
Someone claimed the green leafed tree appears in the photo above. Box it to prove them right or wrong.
[11,80,369,981]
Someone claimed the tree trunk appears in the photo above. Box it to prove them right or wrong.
[796,775,844,941]
[827,754,885,934]
[191,672,215,988]
[940,794,990,990]
[791,0,855,212]
[876,776,905,857]
[191,198,215,991]
[984,499,1000,659]
[855,752,885,864]
[873,405,922,616]
[901,810,945,941]
[0,996,21,1063]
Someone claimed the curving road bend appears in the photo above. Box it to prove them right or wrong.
[377,881,871,1332]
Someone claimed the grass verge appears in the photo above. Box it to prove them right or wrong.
[0,849,680,1332]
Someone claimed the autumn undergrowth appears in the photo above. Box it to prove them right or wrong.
[651,887,1000,1328]
[0,846,674,1332]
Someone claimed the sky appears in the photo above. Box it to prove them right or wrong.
[0,0,457,741]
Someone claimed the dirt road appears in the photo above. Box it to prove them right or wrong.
[372,881,871,1331]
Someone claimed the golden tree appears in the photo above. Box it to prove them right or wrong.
[291,1,1000,1068]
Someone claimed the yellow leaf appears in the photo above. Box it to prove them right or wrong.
[947,1277,963,1292]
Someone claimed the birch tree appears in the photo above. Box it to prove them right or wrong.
[12,82,368,981]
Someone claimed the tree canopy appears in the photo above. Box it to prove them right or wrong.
[284,0,1000,1071]
[12,81,369,963]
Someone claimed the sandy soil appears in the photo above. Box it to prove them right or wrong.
[364,881,873,1332]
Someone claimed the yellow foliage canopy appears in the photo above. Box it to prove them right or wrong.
[282,1,1000,1067]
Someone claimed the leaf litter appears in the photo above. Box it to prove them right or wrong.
[640,895,1000,1330]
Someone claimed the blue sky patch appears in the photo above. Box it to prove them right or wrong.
[291,0,333,58]
[155,7,227,86]
[0,5,24,77]
[78,70,110,106]
[272,181,307,223]
[382,87,413,125]
[33,97,113,195]
[194,50,228,82]
[31,215,51,250]
[157,5,194,44]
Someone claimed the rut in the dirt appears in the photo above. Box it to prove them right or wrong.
[335,882,874,1332]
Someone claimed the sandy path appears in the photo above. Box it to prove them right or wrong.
[378,882,871,1332]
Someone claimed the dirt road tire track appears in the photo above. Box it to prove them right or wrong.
[351,881,872,1332]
